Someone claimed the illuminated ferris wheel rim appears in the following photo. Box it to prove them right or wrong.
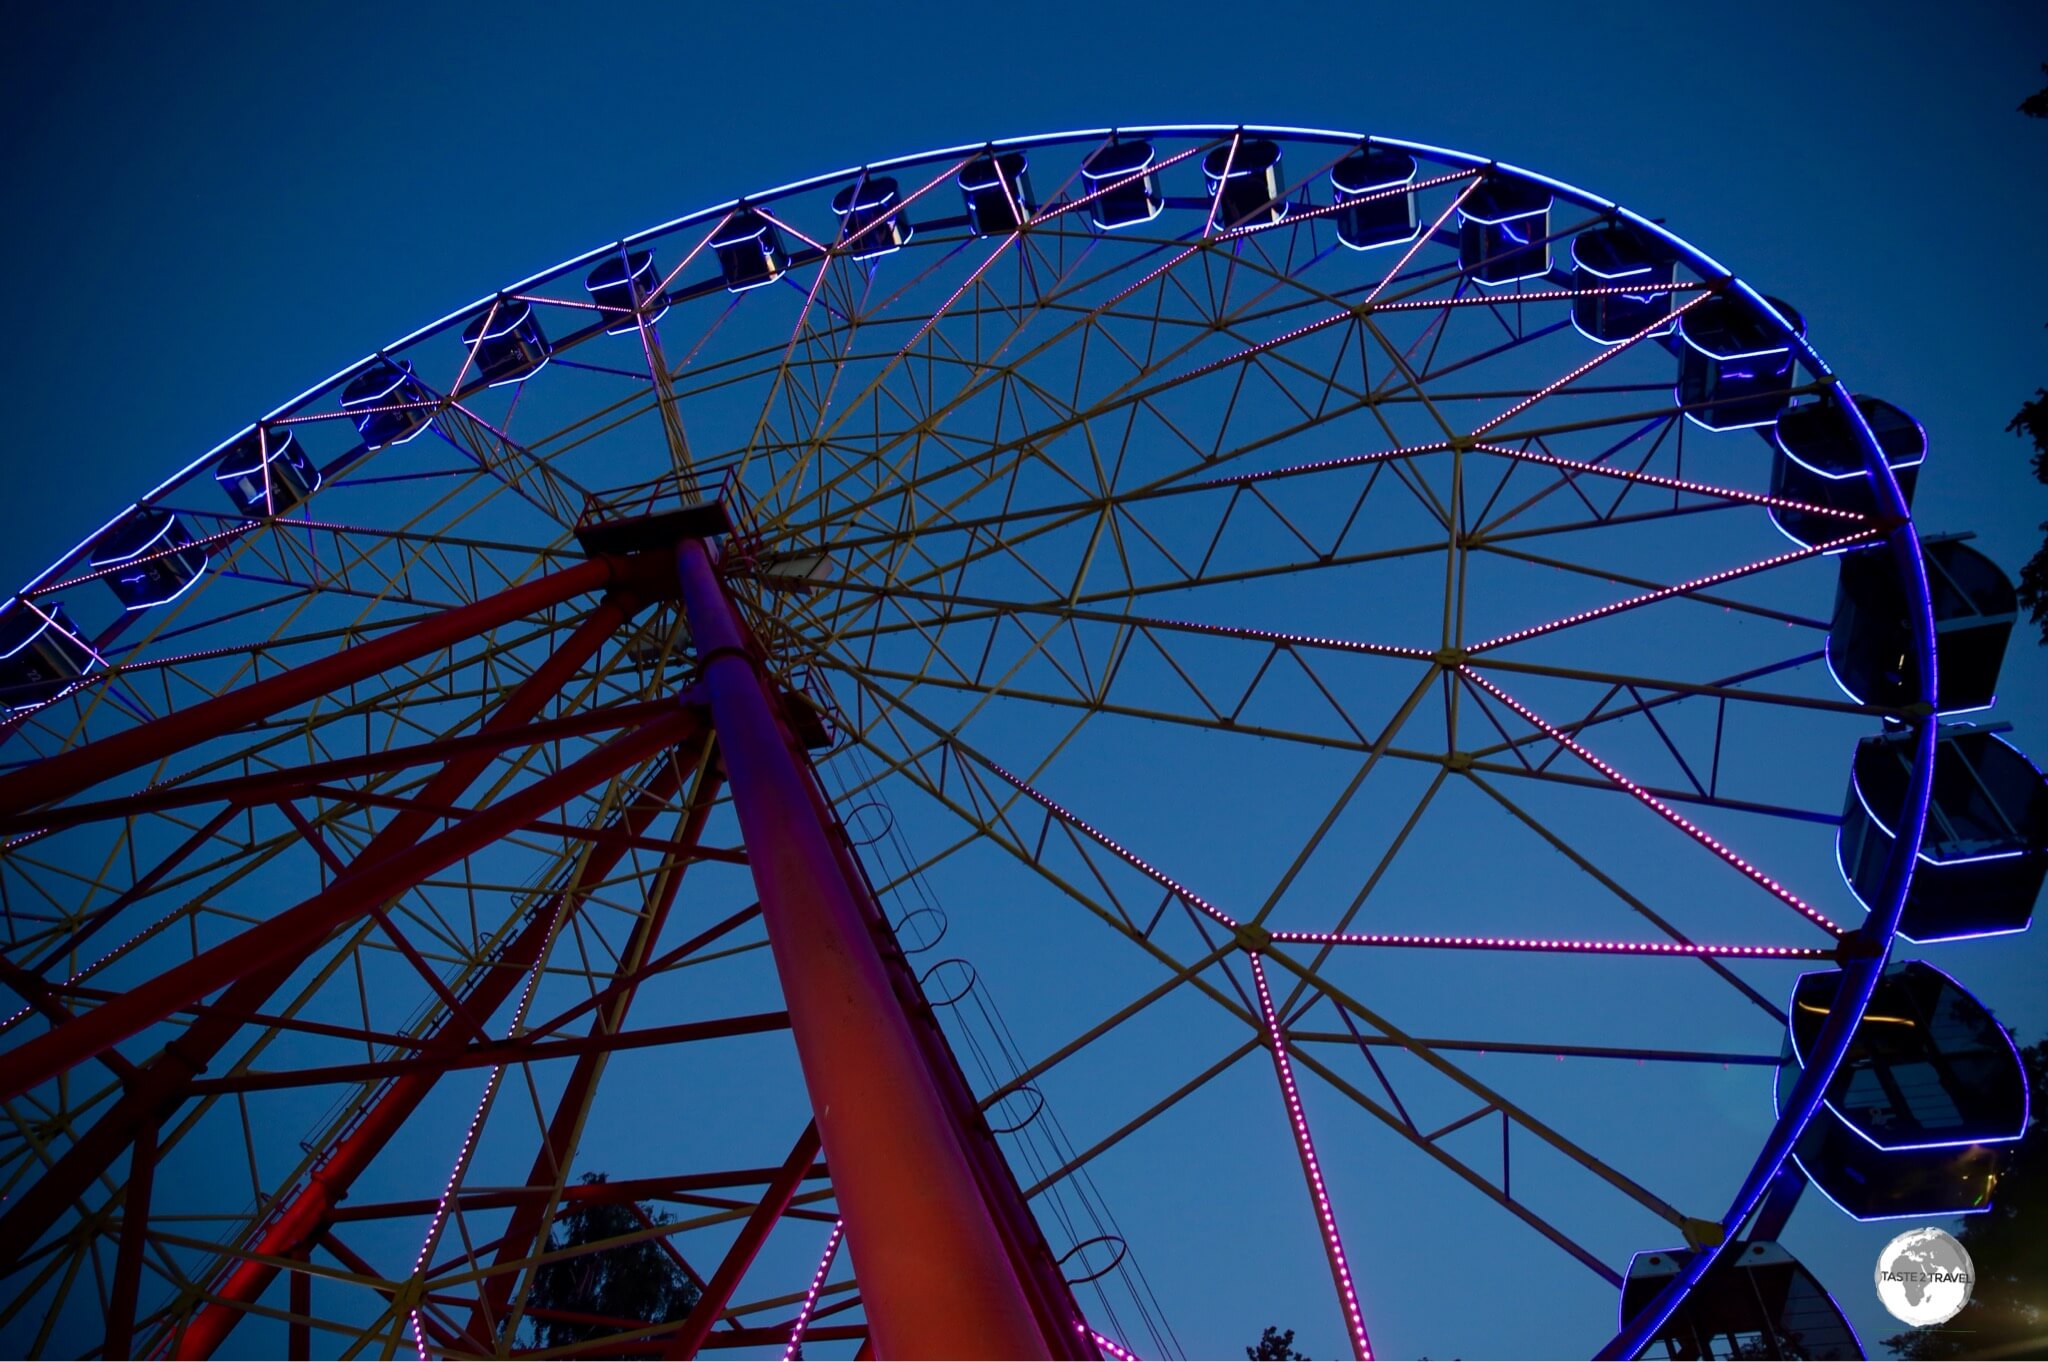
[2,124,1948,1361]
[28,122,1831,602]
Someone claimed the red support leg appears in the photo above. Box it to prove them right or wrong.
[0,592,652,1265]
[288,1265,310,1361]
[169,749,712,1351]
[462,756,724,1351]
[659,1124,823,1360]
[0,554,662,818]
[0,709,696,1105]
[104,1117,158,1361]
[171,752,701,1359]
[674,537,1051,1360]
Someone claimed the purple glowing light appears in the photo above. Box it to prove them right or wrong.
[1460,669,1840,936]
[785,1219,845,1359]
[1250,953,1373,1361]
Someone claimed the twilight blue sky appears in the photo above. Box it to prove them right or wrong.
[3,3,2045,1358]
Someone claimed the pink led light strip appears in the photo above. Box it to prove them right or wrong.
[1370,280,1707,315]
[1459,668,1840,935]
[1250,953,1373,1361]
[1470,289,1716,437]
[1093,607,1432,662]
[1084,1323,1142,1360]
[28,520,259,598]
[1469,442,1871,522]
[784,1219,845,1359]
[407,897,567,1360]
[1212,166,1477,244]
[1467,527,1879,654]
[980,759,1239,931]
[1360,175,1483,310]
[1268,930,1829,959]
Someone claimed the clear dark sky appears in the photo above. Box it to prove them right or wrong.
[3,3,2044,1357]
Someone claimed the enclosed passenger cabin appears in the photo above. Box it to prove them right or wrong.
[1082,140,1163,231]
[0,602,93,711]
[1781,960,2030,1219]
[584,250,670,334]
[460,297,550,386]
[1829,536,2016,715]
[214,426,321,517]
[1202,139,1285,228]
[89,508,208,611]
[1458,178,1553,286]
[1330,146,1419,252]
[1677,295,1805,431]
[340,359,436,447]
[1839,725,2047,942]
[1570,224,1677,343]
[710,207,789,293]
[1619,1241,1860,1360]
[958,151,1033,236]
[1770,396,1925,548]
[831,175,913,259]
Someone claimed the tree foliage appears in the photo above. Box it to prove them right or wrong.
[524,1173,700,1355]
[1883,1041,2048,1359]
[1247,1324,1309,1359]
[2020,67,2048,642]
[2021,64,2048,119]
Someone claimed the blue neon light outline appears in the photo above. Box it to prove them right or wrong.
[1770,1052,2007,1222]
[1615,1242,1865,1357]
[87,512,180,567]
[338,362,417,408]
[2,133,1942,1353]
[1603,346,1939,1360]
[957,149,1029,192]
[1567,231,1679,343]
[1845,728,2044,866]
[212,428,303,481]
[1782,962,2031,1150]
[112,561,209,613]
[0,604,66,661]
[1774,400,1927,480]
[1202,139,1281,181]
[1330,149,1418,198]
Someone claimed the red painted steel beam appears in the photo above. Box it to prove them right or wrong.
[0,699,671,839]
[0,592,649,1266]
[805,738,1086,1353]
[172,754,703,1359]
[0,716,695,1105]
[0,553,670,818]
[287,1265,309,1361]
[513,903,760,1045]
[331,1165,829,1224]
[462,760,726,1350]
[673,537,1050,1360]
[660,1124,823,1360]
[182,1012,789,1096]
[23,804,239,972]
[103,1118,158,1360]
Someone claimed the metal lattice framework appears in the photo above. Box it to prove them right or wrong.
[0,127,1939,1360]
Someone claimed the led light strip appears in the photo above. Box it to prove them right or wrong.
[1268,930,1830,959]
[1468,528,1878,654]
[784,1219,845,1359]
[1460,668,1840,935]
[1469,442,1870,522]
[1250,953,1373,1360]
[981,759,1240,930]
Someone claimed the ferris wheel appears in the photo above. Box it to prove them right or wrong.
[0,126,2040,1361]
